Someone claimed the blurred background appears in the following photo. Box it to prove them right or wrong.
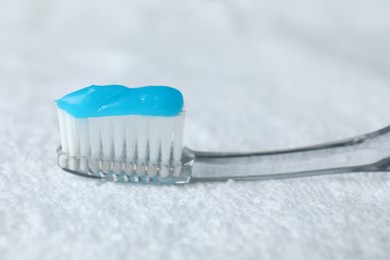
[1,0,390,260]
[2,0,390,150]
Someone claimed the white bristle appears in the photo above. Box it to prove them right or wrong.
[136,117,148,163]
[88,118,101,159]
[112,117,125,161]
[65,112,78,157]
[101,117,113,159]
[173,113,185,163]
[148,117,161,163]
[125,116,137,162]
[78,119,89,157]
[160,117,174,164]
[57,108,185,179]
[78,119,89,171]
[57,109,69,154]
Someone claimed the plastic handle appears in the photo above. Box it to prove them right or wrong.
[187,126,390,182]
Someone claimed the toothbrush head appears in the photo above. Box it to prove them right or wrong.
[55,85,193,184]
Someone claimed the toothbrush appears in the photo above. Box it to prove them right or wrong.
[56,85,390,184]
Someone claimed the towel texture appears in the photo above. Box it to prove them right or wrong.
[0,1,390,259]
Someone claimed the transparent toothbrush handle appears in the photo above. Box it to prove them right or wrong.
[185,126,390,182]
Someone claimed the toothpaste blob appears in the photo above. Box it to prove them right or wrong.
[56,85,184,118]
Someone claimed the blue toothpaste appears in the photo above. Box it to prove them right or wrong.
[56,85,184,118]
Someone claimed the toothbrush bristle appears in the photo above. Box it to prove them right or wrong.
[57,109,186,183]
